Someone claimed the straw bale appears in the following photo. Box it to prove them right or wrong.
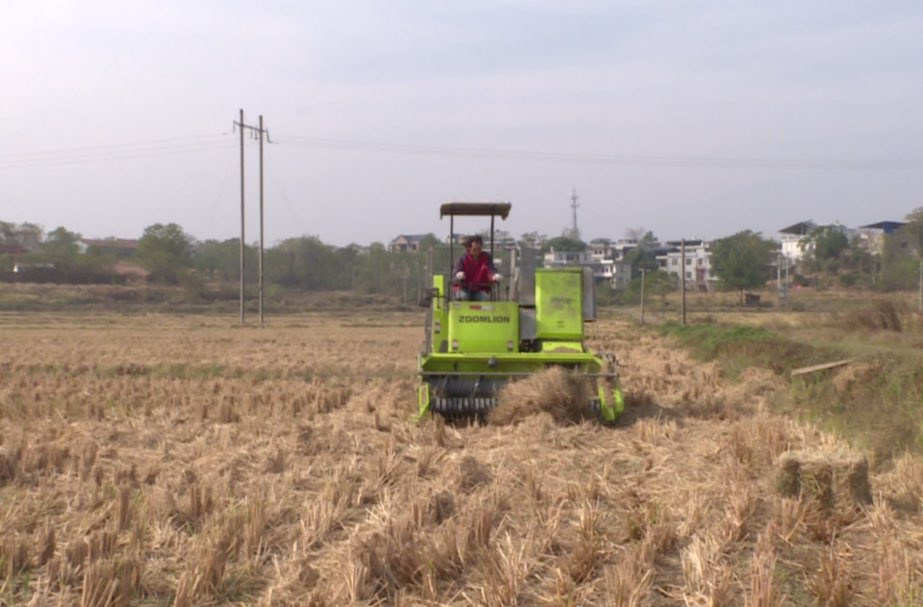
[775,450,872,508]
[488,367,593,425]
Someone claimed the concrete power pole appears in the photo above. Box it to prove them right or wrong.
[681,239,687,326]
[234,111,272,326]
[258,115,265,327]
[236,109,246,325]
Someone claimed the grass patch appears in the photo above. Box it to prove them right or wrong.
[783,357,923,463]
[661,319,923,463]
[659,322,830,378]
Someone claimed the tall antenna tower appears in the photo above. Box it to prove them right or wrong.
[570,188,580,239]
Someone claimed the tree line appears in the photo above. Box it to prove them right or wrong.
[3,210,923,302]
[0,221,442,302]
[0,223,572,303]
[711,211,923,297]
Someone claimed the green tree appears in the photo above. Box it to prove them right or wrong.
[413,234,442,254]
[0,221,14,245]
[800,226,849,274]
[136,223,195,284]
[355,243,394,294]
[265,236,345,290]
[336,244,364,290]
[518,231,547,250]
[541,236,586,253]
[645,269,678,298]
[617,269,676,306]
[623,231,660,275]
[895,207,923,258]
[194,238,257,282]
[710,231,775,301]
[878,209,923,291]
[811,227,849,261]
[0,221,44,250]
[839,235,876,287]
[41,227,81,265]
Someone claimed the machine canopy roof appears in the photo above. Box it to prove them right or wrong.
[440,202,511,220]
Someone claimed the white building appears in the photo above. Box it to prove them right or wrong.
[657,240,716,291]
[857,221,904,256]
[778,220,859,262]
[778,221,816,262]
[543,248,590,267]
[543,243,633,289]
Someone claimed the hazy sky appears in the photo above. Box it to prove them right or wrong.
[3,0,922,246]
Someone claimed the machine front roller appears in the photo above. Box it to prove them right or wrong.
[416,370,624,423]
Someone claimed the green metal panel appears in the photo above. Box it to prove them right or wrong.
[446,301,519,353]
[429,274,448,354]
[535,268,584,340]
[433,274,445,301]
[539,340,585,354]
[419,350,604,374]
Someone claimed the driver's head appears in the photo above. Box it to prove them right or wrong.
[466,234,483,256]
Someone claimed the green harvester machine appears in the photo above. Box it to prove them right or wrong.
[417,202,624,422]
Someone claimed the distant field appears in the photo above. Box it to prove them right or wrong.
[3,308,923,605]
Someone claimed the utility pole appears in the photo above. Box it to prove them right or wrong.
[777,251,782,296]
[777,251,787,306]
[401,265,409,306]
[233,110,272,326]
[258,115,265,327]
[236,109,245,325]
[784,255,789,307]
[918,260,922,313]
[639,268,647,325]
[681,239,687,326]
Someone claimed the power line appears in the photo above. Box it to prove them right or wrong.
[278,135,923,171]
[6,131,920,171]
[196,150,239,230]
[0,136,234,170]
[0,134,228,160]
[265,163,307,236]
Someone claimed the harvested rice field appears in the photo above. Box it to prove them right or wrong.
[2,311,923,606]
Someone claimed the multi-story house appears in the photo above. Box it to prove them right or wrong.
[857,221,904,256]
[779,220,859,262]
[778,221,816,262]
[388,234,429,253]
[543,239,633,289]
[657,239,716,291]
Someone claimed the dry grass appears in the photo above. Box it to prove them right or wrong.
[837,300,910,333]
[2,311,923,605]
[488,367,593,425]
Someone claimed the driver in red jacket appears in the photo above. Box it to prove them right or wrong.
[453,235,502,301]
